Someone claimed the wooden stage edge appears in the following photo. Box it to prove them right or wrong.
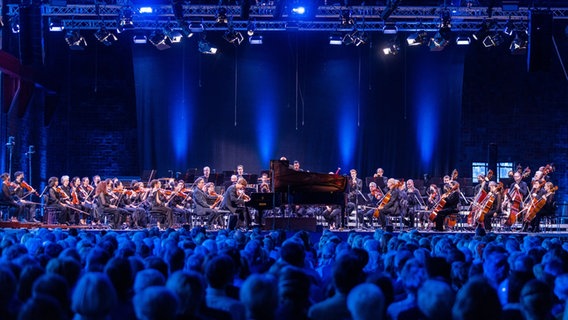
[2,221,568,239]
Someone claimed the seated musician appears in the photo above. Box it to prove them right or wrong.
[13,171,38,222]
[78,177,95,223]
[168,180,192,226]
[362,182,382,229]
[0,172,23,222]
[59,175,76,225]
[423,184,440,228]
[433,181,460,231]
[193,178,223,229]
[204,182,225,228]
[377,178,401,228]
[524,182,557,233]
[322,205,342,230]
[113,180,146,229]
[222,178,252,230]
[45,176,69,225]
[482,181,503,232]
[148,179,174,229]
[95,180,129,229]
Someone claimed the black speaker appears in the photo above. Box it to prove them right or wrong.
[528,10,553,72]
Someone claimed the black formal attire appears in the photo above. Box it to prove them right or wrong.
[483,192,502,231]
[148,190,173,228]
[0,182,23,220]
[97,192,129,228]
[46,187,68,224]
[193,188,222,226]
[222,185,251,229]
[377,188,400,228]
[406,188,422,228]
[363,191,381,228]
[13,181,37,221]
[509,181,529,203]
[60,185,78,224]
[322,205,342,228]
[346,177,364,227]
[77,185,95,220]
[168,193,192,226]
[433,191,459,231]
[527,189,556,232]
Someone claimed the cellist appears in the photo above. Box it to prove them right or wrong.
[375,178,401,229]
[432,181,460,231]
[522,182,557,233]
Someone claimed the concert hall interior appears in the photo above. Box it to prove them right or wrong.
[0,0,567,211]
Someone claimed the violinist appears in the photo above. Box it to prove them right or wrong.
[96,180,129,229]
[193,178,223,229]
[0,172,23,222]
[222,178,252,230]
[59,175,76,225]
[432,181,460,231]
[148,179,173,229]
[168,180,193,227]
[13,171,38,222]
[46,176,69,225]
[71,176,86,225]
[78,177,95,218]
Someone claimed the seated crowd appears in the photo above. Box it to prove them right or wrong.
[1,226,568,320]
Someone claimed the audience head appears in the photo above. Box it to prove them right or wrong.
[347,283,385,320]
[166,271,206,317]
[205,254,235,289]
[240,273,278,320]
[133,286,178,320]
[452,277,502,320]
[133,268,165,294]
[71,272,117,319]
[417,279,454,320]
[333,252,365,295]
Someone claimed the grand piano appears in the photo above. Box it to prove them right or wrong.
[260,160,348,227]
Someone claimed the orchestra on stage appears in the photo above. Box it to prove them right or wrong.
[0,161,559,232]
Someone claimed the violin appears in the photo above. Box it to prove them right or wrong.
[371,188,383,200]
[21,181,39,196]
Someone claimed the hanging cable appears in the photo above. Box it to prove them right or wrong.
[234,49,239,127]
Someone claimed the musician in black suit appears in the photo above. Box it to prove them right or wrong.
[377,178,401,228]
[193,178,223,228]
[433,181,460,231]
[221,178,251,229]
[46,176,69,225]
[525,182,557,232]
[405,179,422,228]
[373,168,388,193]
[363,182,382,228]
[509,172,529,200]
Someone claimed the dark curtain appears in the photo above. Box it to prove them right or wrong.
[133,32,464,179]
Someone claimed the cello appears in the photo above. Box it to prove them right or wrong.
[429,182,459,222]
[468,170,493,225]
[524,186,558,223]
[373,180,403,218]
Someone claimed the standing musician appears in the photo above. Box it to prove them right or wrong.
[46,176,69,225]
[522,182,557,233]
[0,172,23,222]
[95,180,129,229]
[222,178,252,230]
[201,166,211,183]
[405,179,423,228]
[431,181,460,231]
[193,178,223,229]
[258,172,271,193]
[13,171,38,222]
[376,178,401,228]
[346,169,364,228]
[373,168,388,193]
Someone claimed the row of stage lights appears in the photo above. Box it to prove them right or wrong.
[7,3,528,56]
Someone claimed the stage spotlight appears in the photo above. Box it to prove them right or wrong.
[456,35,471,45]
[382,38,400,55]
[11,16,20,34]
[472,21,489,41]
[249,35,263,45]
[223,27,244,45]
[117,7,135,33]
[49,18,64,32]
[164,27,183,43]
[483,33,504,47]
[503,19,515,36]
[94,27,117,46]
[198,37,218,54]
[429,32,449,51]
[291,5,305,15]
[247,21,255,36]
[329,34,343,45]
[340,10,354,27]
[216,7,228,25]
[65,30,87,50]
[509,30,527,55]
[149,30,171,50]
[406,31,428,46]
[138,6,153,14]
[344,30,368,46]
[383,25,398,35]
[381,0,401,20]
[133,34,148,44]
